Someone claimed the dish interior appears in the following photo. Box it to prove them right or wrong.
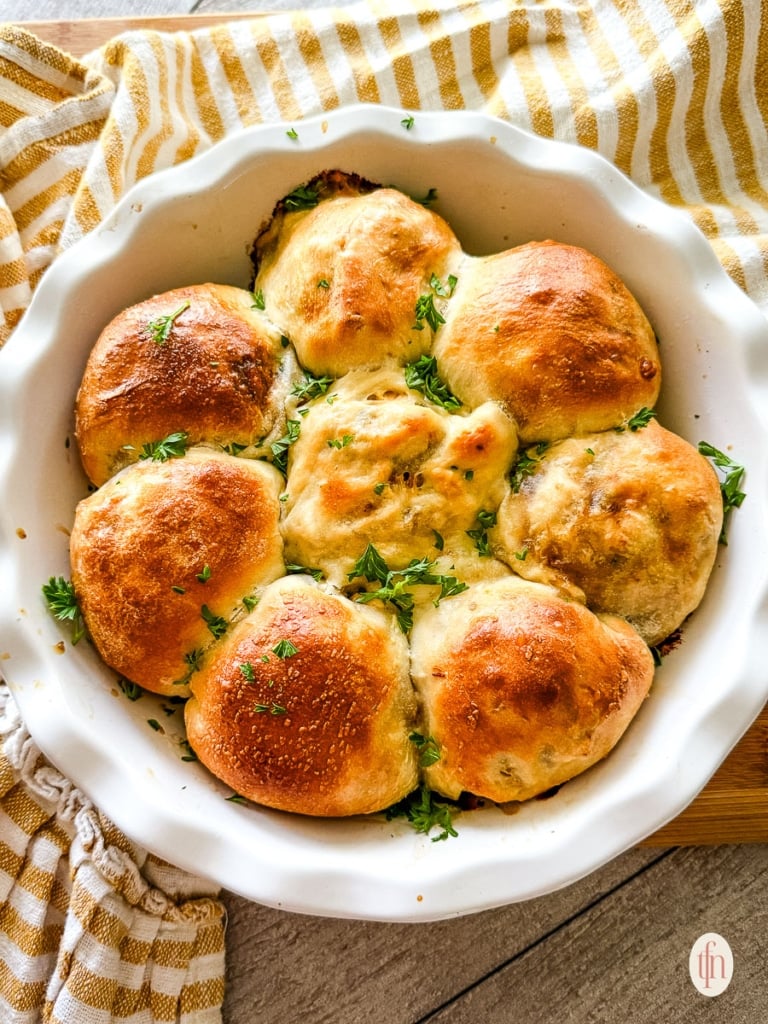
[2,107,768,921]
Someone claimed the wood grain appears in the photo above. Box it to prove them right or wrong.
[423,845,768,1022]
[9,13,768,847]
[221,847,668,1024]
[13,15,262,56]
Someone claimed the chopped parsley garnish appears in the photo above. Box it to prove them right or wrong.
[293,372,334,401]
[285,562,324,582]
[118,677,142,701]
[195,564,211,584]
[418,187,438,208]
[401,114,415,130]
[254,701,288,715]
[251,289,266,310]
[429,272,457,297]
[413,292,445,333]
[386,785,459,842]
[270,419,301,474]
[467,509,497,557]
[283,184,320,210]
[173,647,204,687]
[272,638,299,659]
[327,434,355,449]
[147,718,163,732]
[139,431,189,463]
[698,441,746,544]
[348,544,468,633]
[615,407,657,432]
[145,301,189,345]
[510,442,549,492]
[180,739,198,762]
[404,354,462,411]
[317,278,330,289]
[42,576,85,645]
[201,605,227,639]
[240,662,256,682]
[222,441,248,456]
[286,127,299,140]
[410,732,441,767]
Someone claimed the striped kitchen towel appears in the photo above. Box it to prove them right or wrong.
[0,0,767,347]
[0,685,225,1024]
[0,0,766,1021]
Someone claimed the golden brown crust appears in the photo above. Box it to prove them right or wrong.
[67,174,725,821]
[253,184,463,376]
[281,369,517,586]
[70,448,285,696]
[185,575,419,816]
[434,241,661,442]
[410,576,655,803]
[492,419,723,645]
[75,283,293,486]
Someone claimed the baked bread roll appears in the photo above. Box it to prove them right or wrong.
[433,241,661,442]
[491,419,723,645]
[280,368,517,586]
[185,574,419,816]
[410,576,655,804]
[62,171,729,824]
[252,175,463,377]
[75,283,294,486]
[69,448,285,696]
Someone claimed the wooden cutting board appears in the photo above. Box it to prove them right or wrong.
[14,14,768,846]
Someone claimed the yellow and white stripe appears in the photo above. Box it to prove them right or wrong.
[1,0,767,347]
[0,686,225,1024]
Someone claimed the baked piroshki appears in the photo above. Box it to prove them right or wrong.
[63,171,725,818]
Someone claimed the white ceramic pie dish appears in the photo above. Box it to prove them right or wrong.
[1,105,768,922]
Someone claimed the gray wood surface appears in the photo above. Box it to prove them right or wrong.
[3,2,767,1021]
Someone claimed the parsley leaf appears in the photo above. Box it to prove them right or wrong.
[201,605,228,639]
[410,732,441,767]
[509,442,549,493]
[139,431,189,463]
[413,292,445,333]
[291,372,334,403]
[698,441,746,544]
[42,576,85,645]
[429,272,457,297]
[270,419,301,474]
[327,434,355,449]
[283,184,319,210]
[118,677,142,701]
[467,509,497,557]
[404,354,462,411]
[348,544,468,632]
[254,701,288,715]
[285,562,325,582]
[272,638,299,659]
[145,301,190,345]
[615,407,657,433]
[386,785,459,842]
